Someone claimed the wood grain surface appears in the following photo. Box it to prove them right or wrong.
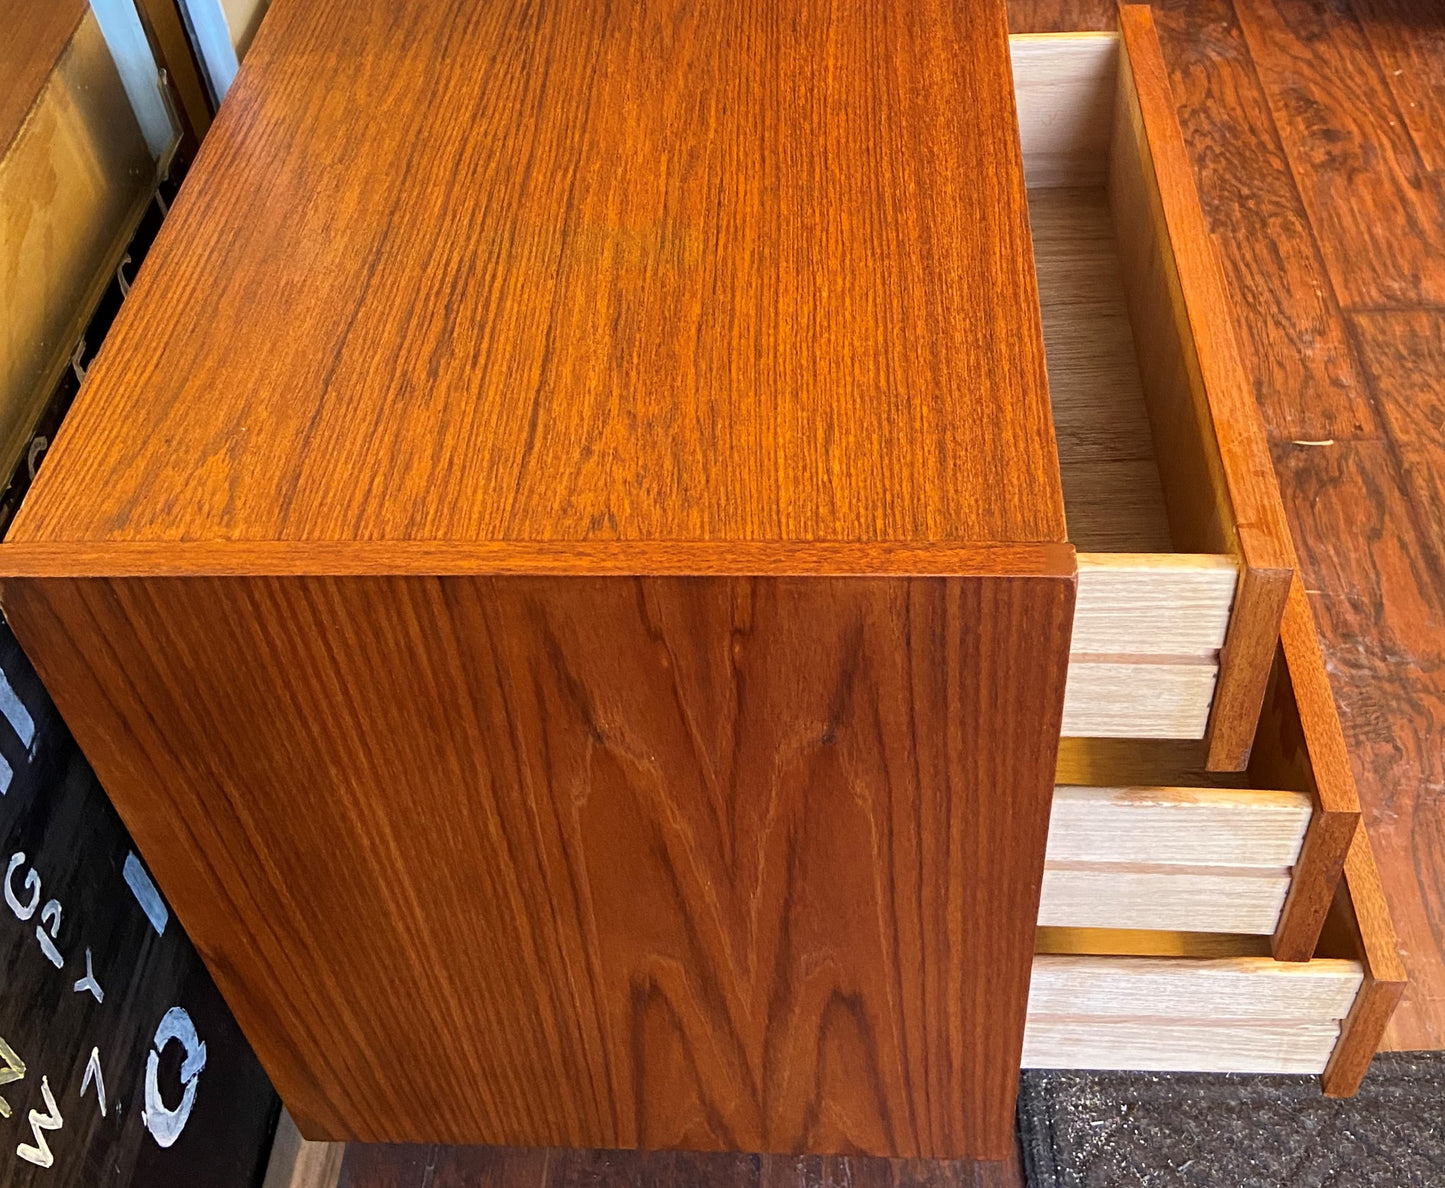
[1249,580,1362,961]
[1323,312,1445,1048]
[1029,954,1361,1020]
[1047,783,1312,868]
[335,1144,1027,1188]
[1319,829,1408,1095]
[0,0,85,154]
[1010,34,1117,188]
[0,540,1077,580]
[1272,438,1442,1045]
[1115,5,1295,771]
[1353,0,1445,174]
[1047,573,1359,955]
[1149,0,1379,444]
[1021,1019,1342,1075]
[1120,0,1437,1049]
[1072,554,1236,656]
[1350,312,1445,571]
[1,568,1073,1156]
[1037,862,1292,934]
[10,0,1065,548]
[1233,0,1445,309]
[1013,0,1422,1064]
[1024,183,1174,552]
[1007,0,1114,33]
[1059,657,1217,740]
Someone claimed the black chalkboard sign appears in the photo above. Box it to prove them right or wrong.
[0,618,279,1187]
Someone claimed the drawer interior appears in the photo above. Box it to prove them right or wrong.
[1041,738,1313,935]
[1010,30,1285,752]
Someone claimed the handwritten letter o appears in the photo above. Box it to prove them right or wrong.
[142,1007,208,1148]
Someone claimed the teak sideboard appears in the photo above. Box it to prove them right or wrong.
[0,0,1402,1161]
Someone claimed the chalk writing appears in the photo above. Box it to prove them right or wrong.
[6,854,70,969]
[16,1076,61,1169]
[0,1037,24,1120]
[0,668,35,752]
[143,1008,205,1148]
[5,853,39,920]
[73,949,104,1004]
[37,900,63,969]
[80,1048,107,1118]
[123,853,167,937]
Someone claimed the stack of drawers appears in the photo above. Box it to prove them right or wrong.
[1013,8,1403,1094]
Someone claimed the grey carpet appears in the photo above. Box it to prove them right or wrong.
[1017,1054,1445,1187]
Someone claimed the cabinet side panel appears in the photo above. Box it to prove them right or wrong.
[2,571,1072,1158]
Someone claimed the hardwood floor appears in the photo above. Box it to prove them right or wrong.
[336,1145,1025,1188]
[1151,0,1381,443]
[1233,0,1445,309]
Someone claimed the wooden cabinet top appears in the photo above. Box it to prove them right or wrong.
[10,0,1065,550]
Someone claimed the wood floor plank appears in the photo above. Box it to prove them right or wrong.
[759,1154,891,1188]
[1148,0,1378,441]
[432,1146,551,1188]
[1234,0,1445,309]
[336,1144,431,1188]
[1340,311,1445,1050]
[1350,311,1445,544]
[760,1153,1024,1188]
[549,1149,758,1188]
[1352,0,1445,173]
[335,1148,1024,1188]
[1006,0,1115,33]
[1270,437,1445,1050]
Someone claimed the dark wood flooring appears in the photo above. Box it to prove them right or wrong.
[340,1,1445,1183]
[336,1145,1024,1188]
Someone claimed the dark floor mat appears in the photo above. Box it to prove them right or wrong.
[1017,1054,1445,1187]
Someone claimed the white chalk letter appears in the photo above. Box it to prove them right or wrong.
[143,1007,205,1148]
[16,1075,61,1168]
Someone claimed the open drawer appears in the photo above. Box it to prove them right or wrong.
[1024,826,1406,1095]
[1011,8,1295,770]
[1040,574,1363,961]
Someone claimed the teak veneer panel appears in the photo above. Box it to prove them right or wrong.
[1,569,1075,1156]
[1249,579,1363,962]
[1112,7,1294,771]
[9,0,1064,548]
[1320,829,1408,1096]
